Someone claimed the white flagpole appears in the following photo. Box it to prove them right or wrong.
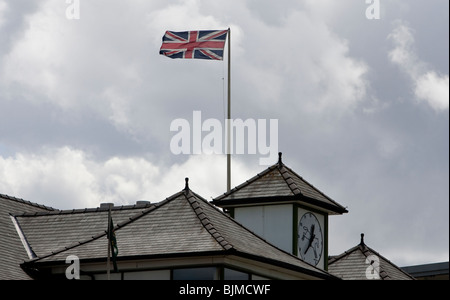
[227,27,231,193]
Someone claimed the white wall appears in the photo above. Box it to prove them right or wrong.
[234,204,293,254]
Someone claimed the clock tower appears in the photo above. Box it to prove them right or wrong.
[212,153,348,270]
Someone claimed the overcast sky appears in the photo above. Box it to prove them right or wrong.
[0,0,448,267]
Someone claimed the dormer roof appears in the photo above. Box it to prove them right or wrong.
[212,153,348,215]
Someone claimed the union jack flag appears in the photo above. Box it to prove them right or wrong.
[160,30,228,60]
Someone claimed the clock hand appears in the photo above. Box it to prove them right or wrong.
[303,224,315,255]
[312,246,318,258]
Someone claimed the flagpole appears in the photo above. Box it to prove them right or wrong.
[107,204,111,280]
[227,27,231,193]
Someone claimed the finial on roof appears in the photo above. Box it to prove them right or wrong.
[185,177,189,192]
[278,152,283,167]
[360,233,365,245]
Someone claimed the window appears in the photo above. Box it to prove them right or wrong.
[173,267,219,280]
[224,268,249,280]
[124,270,170,280]
[93,273,122,280]
[251,274,271,280]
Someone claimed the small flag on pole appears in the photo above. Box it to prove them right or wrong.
[160,30,228,60]
[108,217,119,272]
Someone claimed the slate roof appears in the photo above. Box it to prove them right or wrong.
[401,261,449,279]
[212,153,347,215]
[328,234,415,280]
[0,194,56,280]
[19,181,336,280]
[14,202,154,260]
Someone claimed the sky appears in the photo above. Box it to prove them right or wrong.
[0,0,448,267]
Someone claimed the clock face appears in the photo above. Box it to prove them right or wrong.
[298,212,323,266]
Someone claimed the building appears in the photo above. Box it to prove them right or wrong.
[401,262,449,280]
[1,175,338,280]
[0,153,424,280]
[212,152,348,271]
[328,234,415,280]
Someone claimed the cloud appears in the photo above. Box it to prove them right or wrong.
[0,146,255,209]
[145,0,372,120]
[0,0,240,145]
[1,0,149,134]
[388,21,418,71]
[0,0,8,29]
[147,0,225,32]
[414,71,449,112]
[234,5,370,116]
[0,147,98,209]
[1,0,372,149]
[388,21,449,112]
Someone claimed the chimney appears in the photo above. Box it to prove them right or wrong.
[100,203,114,210]
[136,200,151,207]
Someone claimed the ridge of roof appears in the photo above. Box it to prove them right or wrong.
[328,235,415,280]
[198,191,300,256]
[278,164,303,196]
[280,164,347,212]
[14,202,155,217]
[328,244,361,265]
[359,241,415,280]
[185,189,234,251]
[213,164,279,201]
[9,214,37,260]
[358,242,390,280]
[0,193,57,212]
